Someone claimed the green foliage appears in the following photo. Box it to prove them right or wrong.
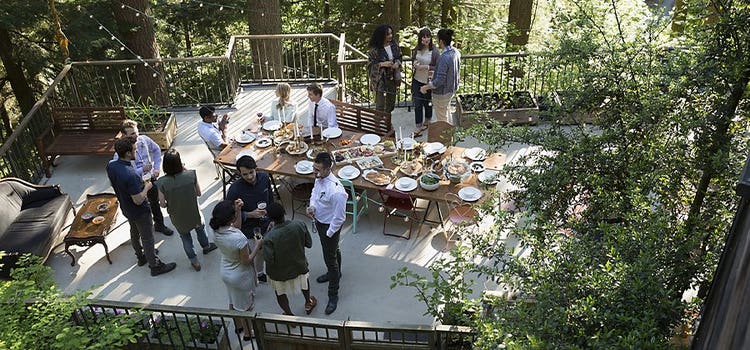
[152,314,224,345]
[124,97,169,132]
[0,254,147,349]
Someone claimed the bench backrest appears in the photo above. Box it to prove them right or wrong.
[52,107,127,132]
[330,99,393,136]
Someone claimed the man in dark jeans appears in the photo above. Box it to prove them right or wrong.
[307,152,348,315]
[226,155,274,283]
[115,119,175,236]
[107,138,176,276]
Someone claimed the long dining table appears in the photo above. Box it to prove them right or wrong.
[214,128,505,222]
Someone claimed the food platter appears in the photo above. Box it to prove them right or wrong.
[332,143,396,164]
[423,142,447,156]
[236,132,256,144]
[285,141,309,155]
[399,160,424,177]
[363,170,392,186]
[463,147,487,161]
[355,156,384,170]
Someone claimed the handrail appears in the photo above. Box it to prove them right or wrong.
[70,56,228,65]
[0,64,71,156]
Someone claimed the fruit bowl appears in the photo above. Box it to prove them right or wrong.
[444,160,470,184]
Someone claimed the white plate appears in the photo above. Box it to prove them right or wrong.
[395,177,418,192]
[295,160,314,174]
[463,147,487,161]
[255,137,272,148]
[423,142,447,155]
[458,186,482,202]
[321,127,343,139]
[235,150,257,162]
[262,120,282,131]
[337,165,361,180]
[360,134,381,145]
[236,132,256,144]
[477,169,500,185]
[398,137,416,150]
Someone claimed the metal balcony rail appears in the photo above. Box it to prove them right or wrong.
[74,299,476,350]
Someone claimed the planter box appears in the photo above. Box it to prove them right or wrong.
[457,91,539,127]
[138,317,230,350]
[140,112,177,150]
[552,90,598,125]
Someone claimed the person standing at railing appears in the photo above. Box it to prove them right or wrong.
[267,82,297,123]
[114,119,175,236]
[368,24,402,113]
[420,29,461,124]
[411,28,439,136]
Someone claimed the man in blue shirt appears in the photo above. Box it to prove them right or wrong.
[226,155,274,282]
[421,28,461,124]
[107,138,176,276]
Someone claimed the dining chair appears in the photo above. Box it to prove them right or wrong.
[281,179,314,220]
[427,121,456,145]
[444,192,479,244]
[378,188,421,240]
[339,178,368,234]
[202,140,240,199]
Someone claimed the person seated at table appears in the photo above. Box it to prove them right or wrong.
[226,155,274,283]
[267,83,297,123]
[302,82,337,139]
[198,106,229,151]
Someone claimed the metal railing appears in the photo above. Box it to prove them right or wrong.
[75,299,476,350]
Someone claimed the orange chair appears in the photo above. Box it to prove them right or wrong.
[378,188,421,239]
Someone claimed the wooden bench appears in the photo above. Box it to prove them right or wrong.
[330,99,395,137]
[36,107,126,177]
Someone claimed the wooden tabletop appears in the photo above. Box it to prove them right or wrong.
[215,129,504,203]
[66,193,119,240]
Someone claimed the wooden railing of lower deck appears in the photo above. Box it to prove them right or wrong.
[74,299,476,350]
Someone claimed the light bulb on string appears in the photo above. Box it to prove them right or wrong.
[135,13,140,17]
[121,4,125,8]
[111,36,115,40]
[144,62,149,66]
[98,25,103,30]
[120,46,125,51]
[152,73,157,77]
[219,6,223,10]
[199,3,203,7]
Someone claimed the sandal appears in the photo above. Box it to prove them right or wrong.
[305,296,318,315]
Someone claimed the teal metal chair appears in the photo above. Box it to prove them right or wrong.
[339,178,368,233]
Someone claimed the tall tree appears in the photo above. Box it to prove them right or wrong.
[507,0,533,49]
[440,0,456,27]
[0,28,35,117]
[384,0,400,29]
[246,0,283,80]
[399,0,411,28]
[112,0,168,106]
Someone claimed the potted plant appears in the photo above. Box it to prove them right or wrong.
[456,90,539,126]
[144,314,230,350]
[125,97,177,149]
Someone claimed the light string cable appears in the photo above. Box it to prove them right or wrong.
[76,5,203,105]
[117,1,437,104]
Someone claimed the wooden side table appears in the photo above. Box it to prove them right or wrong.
[64,193,119,266]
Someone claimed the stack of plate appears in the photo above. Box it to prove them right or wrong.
[395,177,418,192]
[338,165,360,180]
[423,142,447,155]
[295,160,314,174]
[458,186,482,202]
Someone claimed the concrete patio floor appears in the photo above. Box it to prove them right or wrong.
[40,85,528,328]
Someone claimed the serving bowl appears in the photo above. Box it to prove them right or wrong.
[81,211,96,222]
[444,160,470,184]
[419,172,441,191]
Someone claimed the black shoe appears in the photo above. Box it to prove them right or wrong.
[155,225,174,236]
[316,272,342,283]
[257,273,267,283]
[150,262,177,276]
[202,243,218,254]
[325,296,338,315]
[137,255,147,267]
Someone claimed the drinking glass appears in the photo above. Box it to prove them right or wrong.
[253,227,262,240]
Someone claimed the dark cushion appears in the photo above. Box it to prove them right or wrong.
[0,183,23,235]
[22,186,62,209]
[0,194,72,278]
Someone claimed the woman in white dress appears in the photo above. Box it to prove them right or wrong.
[209,199,262,341]
[268,82,297,123]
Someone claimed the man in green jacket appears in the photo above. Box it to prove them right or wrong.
[262,202,318,315]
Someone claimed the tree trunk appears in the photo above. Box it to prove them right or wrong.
[0,28,36,117]
[441,0,455,27]
[246,0,283,81]
[507,0,533,49]
[400,0,412,28]
[384,0,400,30]
[416,0,426,26]
[112,0,169,106]
[183,21,192,57]
[0,97,12,139]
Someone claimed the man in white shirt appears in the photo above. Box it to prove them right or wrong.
[306,152,347,315]
[197,106,229,151]
[303,83,338,138]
